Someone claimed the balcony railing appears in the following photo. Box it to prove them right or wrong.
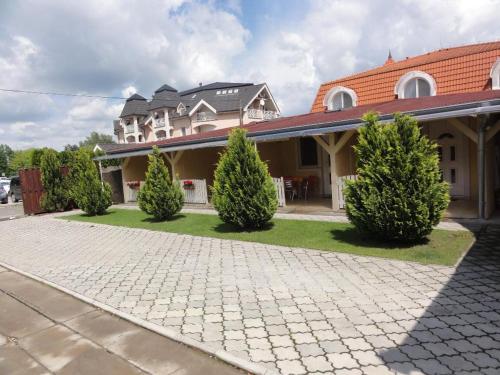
[194,112,216,122]
[125,124,135,134]
[248,109,278,120]
[154,118,165,128]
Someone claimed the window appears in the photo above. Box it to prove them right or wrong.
[395,71,436,99]
[298,137,318,167]
[491,58,500,90]
[181,127,187,136]
[403,78,431,98]
[331,92,353,110]
[216,90,221,94]
[323,86,357,111]
[222,90,227,94]
[228,89,233,94]
[234,88,239,93]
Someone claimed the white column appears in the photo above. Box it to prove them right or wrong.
[165,110,171,139]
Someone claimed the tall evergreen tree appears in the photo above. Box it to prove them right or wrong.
[344,113,449,242]
[138,146,183,220]
[212,128,277,229]
[40,149,69,212]
[68,148,112,215]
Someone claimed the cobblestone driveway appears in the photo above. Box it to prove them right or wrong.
[0,216,499,374]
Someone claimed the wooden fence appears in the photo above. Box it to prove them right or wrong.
[337,174,357,209]
[272,177,286,207]
[180,179,208,204]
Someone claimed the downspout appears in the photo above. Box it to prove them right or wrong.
[478,115,489,219]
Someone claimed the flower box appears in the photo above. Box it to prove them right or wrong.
[127,180,141,189]
[183,180,195,190]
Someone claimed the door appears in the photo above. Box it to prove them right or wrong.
[431,125,468,198]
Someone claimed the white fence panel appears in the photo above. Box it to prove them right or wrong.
[272,177,286,207]
[337,175,358,209]
[180,179,208,204]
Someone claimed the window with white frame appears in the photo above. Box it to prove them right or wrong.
[491,59,500,90]
[395,71,436,99]
[323,86,357,111]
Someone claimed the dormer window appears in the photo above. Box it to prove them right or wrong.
[491,59,500,90]
[395,71,436,99]
[323,86,357,111]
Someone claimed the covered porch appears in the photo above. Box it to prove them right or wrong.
[97,91,500,220]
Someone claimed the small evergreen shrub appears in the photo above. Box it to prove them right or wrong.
[138,146,183,220]
[344,113,449,242]
[68,149,112,215]
[40,149,69,212]
[212,128,277,229]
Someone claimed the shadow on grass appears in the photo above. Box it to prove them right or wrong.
[330,227,429,249]
[213,221,275,234]
[141,214,187,223]
[79,211,114,218]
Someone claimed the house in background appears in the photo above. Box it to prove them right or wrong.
[114,82,280,144]
[97,41,500,219]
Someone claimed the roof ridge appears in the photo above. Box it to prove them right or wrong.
[321,40,500,86]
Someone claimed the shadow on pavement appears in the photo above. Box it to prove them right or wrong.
[381,223,500,374]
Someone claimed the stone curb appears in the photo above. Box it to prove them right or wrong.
[0,261,278,375]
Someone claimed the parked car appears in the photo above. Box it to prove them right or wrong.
[0,180,9,194]
[9,176,22,203]
[0,185,7,204]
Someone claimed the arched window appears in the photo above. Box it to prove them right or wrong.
[323,86,357,111]
[395,71,437,99]
[491,59,500,90]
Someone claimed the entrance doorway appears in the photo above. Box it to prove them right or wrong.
[430,124,469,198]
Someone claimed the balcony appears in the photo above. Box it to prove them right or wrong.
[193,111,216,122]
[125,124,135,134]
[154,118,166,128]
[248,109,278,120]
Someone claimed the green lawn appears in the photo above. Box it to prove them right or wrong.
[63,208,474,266]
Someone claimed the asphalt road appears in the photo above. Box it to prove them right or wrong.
[0,200,24,221]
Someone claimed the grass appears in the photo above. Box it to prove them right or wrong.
[63,208,475,266]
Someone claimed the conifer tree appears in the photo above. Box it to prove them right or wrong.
[212,128,277,229]
[138,146,183,220]
[344,113,449,242]
[68,148,112,215]
[40,149,69,212]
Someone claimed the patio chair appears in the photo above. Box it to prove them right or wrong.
[301,179,310,200]
[284,179,297,201]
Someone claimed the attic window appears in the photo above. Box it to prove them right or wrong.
[222,90,227,94]
[395,71,436,99]
[216,90,221,94]
[228,89,233,94]
[234,89,239,93]
[491,59,500,90]
[323,86,357,111]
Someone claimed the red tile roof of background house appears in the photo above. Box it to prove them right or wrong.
[100,89,500,156]
[311,41,500,113]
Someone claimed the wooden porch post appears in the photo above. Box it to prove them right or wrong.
[313,130,356,211]
[165,151,184,180]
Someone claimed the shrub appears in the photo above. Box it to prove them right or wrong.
[344,113,449,242]
[68,149,112,215]
[40,149,69,212]
[138,146,183,220]
[212,128,277,229]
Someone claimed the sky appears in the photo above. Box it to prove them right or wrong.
[0,0,499,150]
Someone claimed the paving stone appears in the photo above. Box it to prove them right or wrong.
[343,337,372,351]
[351,350,384,366]
[413,358,452,374]
[273,346,300,360]
[295,343,324,357]
[249,348,275,362]
[327,352,358,369]
[291,332,316,344]
[302,355,333,372]
[276,359,306,375]
[319,340,349,354]
[438,355,478,372]
[463,352,500,368]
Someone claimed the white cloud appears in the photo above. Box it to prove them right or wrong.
[0,0,499,149]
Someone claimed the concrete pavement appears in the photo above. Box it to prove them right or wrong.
[0,266,243,375]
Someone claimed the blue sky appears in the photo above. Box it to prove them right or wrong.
[0,0,499,149]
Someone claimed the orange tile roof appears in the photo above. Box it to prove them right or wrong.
[311,41,500,113]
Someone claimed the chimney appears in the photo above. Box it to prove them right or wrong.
[384,50,394,65]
